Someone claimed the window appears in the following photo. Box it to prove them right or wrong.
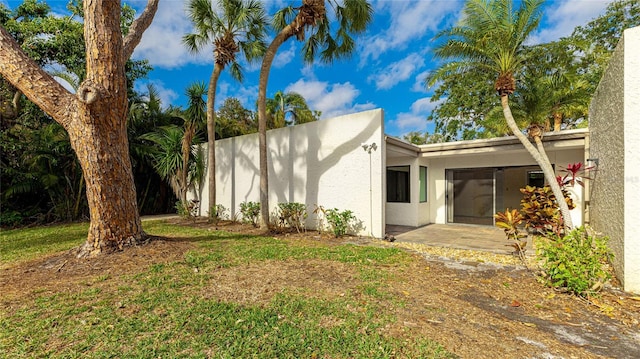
[527,170,545,187]
[419,166,428,202]
[387,166,410,203]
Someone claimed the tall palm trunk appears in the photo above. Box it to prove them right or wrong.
[257,25,296,227]
[180,122,196,206]
[553,111,562,132]
[500,95,573,230]
[532,133,573,228]
[207,64,223,219]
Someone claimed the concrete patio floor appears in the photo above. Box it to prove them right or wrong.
[386,223,514,255]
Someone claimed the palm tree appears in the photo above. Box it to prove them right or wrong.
[426,0,574,230]
[128,85,182,214]
[183,0,267,221]
[134,83,206,215]
[179,82,207,207]
[257,0,373,226]
[140,125,185,202]
[265,90,319,128]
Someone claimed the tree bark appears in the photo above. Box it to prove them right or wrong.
[500,95,573,231]
[257,25,295,227]
[180,123,194,206]
[0,0,160,256]
[207,64,222,220]
[532,134,574,229]
[553,112,562,132]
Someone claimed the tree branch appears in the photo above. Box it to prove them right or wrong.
[122,0,160,59]
[0,26,75,128]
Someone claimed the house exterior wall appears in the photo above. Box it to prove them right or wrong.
[589,26,640,294]
[192,109,386,238]
[385,157,431,227]
[426,148,585,226]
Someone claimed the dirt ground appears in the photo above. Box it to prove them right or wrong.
[2,219,640,358]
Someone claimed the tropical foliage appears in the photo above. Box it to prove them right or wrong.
[537,226,613,297]
[256,0,374,226]
[0,1,164,228]
[1,0,635,238]
[183,0,268,221]
[427,0,575,230]
[426,0,639,141]
[265,90,320,128]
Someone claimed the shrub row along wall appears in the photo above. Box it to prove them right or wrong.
[589,26,640,294]
[191,109,386,238]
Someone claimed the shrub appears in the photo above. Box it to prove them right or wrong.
[494,208,528,265]
[536,226,613,297]
[176,200,199,219]
[519,185,575,236]
[240,201,260,227]
[0,210,24,228]
[277,202,307,233]
[209,204,228,224]
[325,208,355,238]
[312,204,327,234]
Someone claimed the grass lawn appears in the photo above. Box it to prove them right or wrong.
[0,221,455,358]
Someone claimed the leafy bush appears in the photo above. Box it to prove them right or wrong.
[210,204,228,224]
[240,201,260,227]
[0,210,24,228]
[312,204,327,234]
[325,208,355,238]
[519,185,575,236]
[494,208,528,264]
[277,202,307,233]
[537,226,613,297]
[176,200,199,219]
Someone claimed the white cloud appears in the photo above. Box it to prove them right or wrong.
[530,0,613,44]
[412,70,431,92]
[232,84,260,109]
[273,42,297,68]
[133,0,211,68]
[285,78,375,119]
[368,53,425,90]
[389,97,438,133]
[359,0,462,65]
[134,80,179,108]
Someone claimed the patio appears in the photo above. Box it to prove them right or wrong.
[386,223,513,255]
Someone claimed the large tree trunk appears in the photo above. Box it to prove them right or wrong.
[257,26,295,227]
[0,0,159,256]
[500,95,573,231]
[207,64,222,220]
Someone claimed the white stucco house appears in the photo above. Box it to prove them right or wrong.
[190,26,640,294]
[191,108,588,239]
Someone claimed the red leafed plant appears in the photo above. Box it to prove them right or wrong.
[557,162,594,188]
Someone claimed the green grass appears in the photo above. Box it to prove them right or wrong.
[0,221,456,358]
[0,222,89,264]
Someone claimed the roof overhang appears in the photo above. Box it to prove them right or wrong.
[385,128,588,158]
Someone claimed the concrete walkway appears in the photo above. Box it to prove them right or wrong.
[386,223,513,255]
[141,214,179,221]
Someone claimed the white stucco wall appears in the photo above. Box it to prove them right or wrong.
[427,147,585,226]
[192,109,386,238]
[385,157,431,227]
[590,26,640,293]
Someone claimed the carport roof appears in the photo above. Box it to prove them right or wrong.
[385,128,588,158]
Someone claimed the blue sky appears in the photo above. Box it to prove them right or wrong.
[4,0,614,137]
